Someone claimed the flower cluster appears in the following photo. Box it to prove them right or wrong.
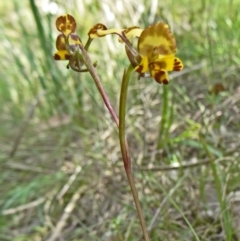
[53,14,183,84]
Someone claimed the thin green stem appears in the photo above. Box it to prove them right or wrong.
[119,65,133,168]
[119,64,150,241]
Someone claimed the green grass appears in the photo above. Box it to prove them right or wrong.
[1,0,240,240]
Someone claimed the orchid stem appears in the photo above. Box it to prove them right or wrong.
[119,64,150,241]
[79,45,119,127]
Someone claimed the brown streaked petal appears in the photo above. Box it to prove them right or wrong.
[56,14,77,36]
[173,57,184,71]
[149,64,169,84]
[138,22,177,58]
[56,34,67,51]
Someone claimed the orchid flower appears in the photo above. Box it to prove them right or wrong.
[88,22,183,84]
[53,14,95,72]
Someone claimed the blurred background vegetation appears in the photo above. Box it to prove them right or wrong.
[1,0,240,240]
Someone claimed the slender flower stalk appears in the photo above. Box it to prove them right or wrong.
[119,64,150,241]
[78,45,119,127]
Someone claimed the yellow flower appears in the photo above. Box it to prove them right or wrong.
[134,22,183,84]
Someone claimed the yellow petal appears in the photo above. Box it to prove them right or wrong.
[56,14,76,36]
[134,56,149,73]
[53,50,71,60]
[138,22,176,58]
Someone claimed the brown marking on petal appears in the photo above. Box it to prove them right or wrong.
[174,61,181,66]
[154,72,163,84]
[97,23,107,30]
[88,23,108,38]
[135,65,144,73]
[148,61,167,72]
[153,71,169,84]
[152,45,170,55]
[173,67,181,71]
[53,54,61,60]
[54,50,71,60]
[65,54,70,60]
[159,70,165,75]
[163,79,169,84]
[173,62,182,70]
[56,14,76,36]
[173,57,183,71]
[149,66,169,84]
[173,65,182,71]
